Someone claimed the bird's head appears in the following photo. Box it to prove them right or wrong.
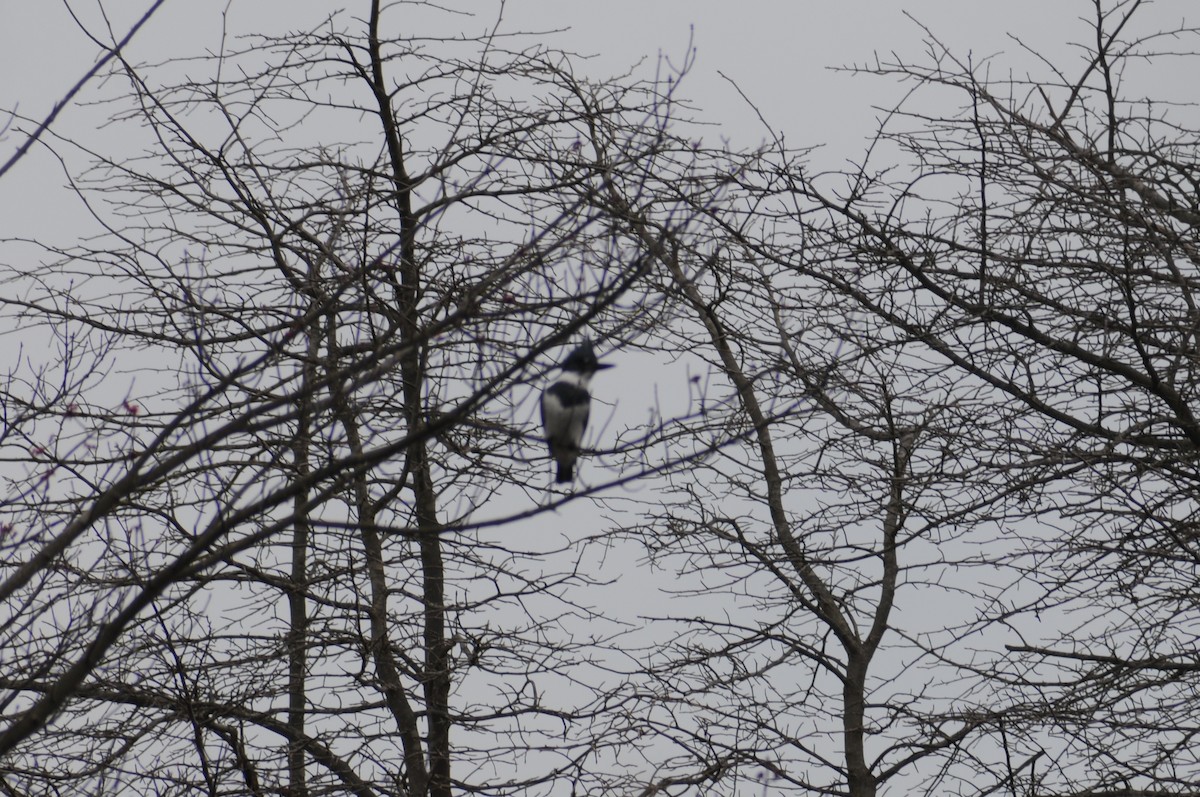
[560,339,614,375]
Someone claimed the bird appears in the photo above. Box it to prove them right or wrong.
[540,339,614,483]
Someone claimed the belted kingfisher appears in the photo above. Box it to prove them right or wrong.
[540,340,614,483]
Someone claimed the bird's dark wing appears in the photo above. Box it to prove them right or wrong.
[545,381,590,409]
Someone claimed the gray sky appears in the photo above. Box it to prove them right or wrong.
[3,1,1164,210]
[5,0,1185,317]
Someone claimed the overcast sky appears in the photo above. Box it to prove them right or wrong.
[3,0,1193,449]
[6,1,1188,210]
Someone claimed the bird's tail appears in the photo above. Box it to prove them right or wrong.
[555,461,574,483]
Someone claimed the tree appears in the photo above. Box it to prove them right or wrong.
[0,3,714,794]
[530,2,1200,797]
[643,0,1200,794]
[585,137,1034,797]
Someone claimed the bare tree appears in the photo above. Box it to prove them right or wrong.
[580,168,1031,796]
[630,1,1200,795]
[538,3,1200,797]
[0,3,715,795]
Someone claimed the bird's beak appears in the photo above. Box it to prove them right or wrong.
[595,363,615,370]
